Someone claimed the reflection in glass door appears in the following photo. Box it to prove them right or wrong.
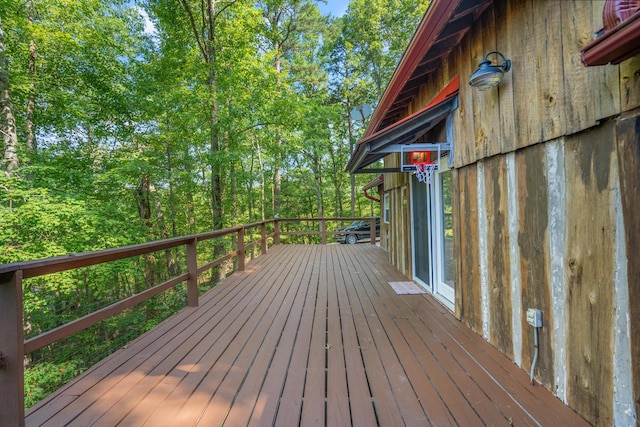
[435,169,454,302]
[411,174,430,287]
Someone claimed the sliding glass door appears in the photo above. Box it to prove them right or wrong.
[411,156,454,308]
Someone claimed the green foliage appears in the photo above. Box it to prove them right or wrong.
[24,360,83,408]
[0,0,425,409]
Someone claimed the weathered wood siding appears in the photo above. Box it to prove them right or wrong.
[515,145,553,389]
[616,115,640,421]
[483,156,512,360]
[383,154,412,277]
[565,121,617,425]
[380,0,640,424]
[450,0,638,167]
[456,165,481,333]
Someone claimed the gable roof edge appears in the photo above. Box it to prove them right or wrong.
[363,0,461,137]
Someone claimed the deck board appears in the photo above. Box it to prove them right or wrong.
[26,244,588,426]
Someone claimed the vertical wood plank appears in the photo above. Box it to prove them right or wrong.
[320,218,327,245]
[565,121,616,426]
[615,114,640,420]
[237,227,245,271]
[514,0,544,148]
[535,0,566,141]
[478,3,502,159]
[469,10,496,160]
[186,239,198,307]
[484,156,513,358]
[454,34,476,167]
[402,184,410,275]
[515,144,553,389]
[0,270,25,427]
[451,168,463,320]
[301,247,328,426]
[561,0,597,135]
[591,1,621,120]
[369,218,376,245]
[494,0,516,154]
[620,56,640,113]
[261,222,267,254]
[458,165,481,332]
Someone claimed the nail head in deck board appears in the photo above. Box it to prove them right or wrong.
[515,144,554,390]
[565,122,617,426]
[483,155,513,359]
[616,114,640,419]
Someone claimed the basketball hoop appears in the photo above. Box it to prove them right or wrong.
[415,162,438,184]
[410,151,438,184]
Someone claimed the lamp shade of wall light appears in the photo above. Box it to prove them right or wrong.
[468,51,511,90]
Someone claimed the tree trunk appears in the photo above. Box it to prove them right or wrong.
[0,17,19,177]
[135,176,155,289]
[273,52,282,217]
[247,149,255,222]
[26,0,37,152]
[313,154,323,218]
[150,182,177,278]
[347,106,356,217]
[256,141,265,221]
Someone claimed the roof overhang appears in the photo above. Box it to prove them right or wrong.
[581,11,640,66]
[347,77,459,174]
[363,0,491,135]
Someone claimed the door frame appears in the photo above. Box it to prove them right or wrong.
[410,154,455,310]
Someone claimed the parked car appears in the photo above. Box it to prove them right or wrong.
[334,218,380,244]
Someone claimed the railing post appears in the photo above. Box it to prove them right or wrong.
[186,239,198,307]
[320,219,327,245]
[261,222,267,254]
[370,218,376,245]
[0,270,25,427]
[237,227,245,272]
[274,220,280,245]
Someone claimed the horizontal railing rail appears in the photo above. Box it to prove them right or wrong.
[0,217,377,426]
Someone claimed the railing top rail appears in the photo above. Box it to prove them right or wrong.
[0,217,376,279]
[243,219,276,229]
[276,217,377,222]
[0,223,270,279]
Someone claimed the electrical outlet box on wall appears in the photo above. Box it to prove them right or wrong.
[527,308,543,327]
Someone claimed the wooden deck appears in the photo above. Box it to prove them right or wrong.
[26,244,588,426]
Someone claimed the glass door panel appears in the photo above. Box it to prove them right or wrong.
[411,174,430,289]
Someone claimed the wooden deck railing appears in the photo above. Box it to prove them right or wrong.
[0,217,377,426]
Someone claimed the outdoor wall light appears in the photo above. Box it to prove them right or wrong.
[468,51,511,90]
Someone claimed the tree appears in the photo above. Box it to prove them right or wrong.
[0,16,19,177]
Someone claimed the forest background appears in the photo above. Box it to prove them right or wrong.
[0,0,429,406]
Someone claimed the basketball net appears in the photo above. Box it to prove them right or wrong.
[415,163,438,184]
